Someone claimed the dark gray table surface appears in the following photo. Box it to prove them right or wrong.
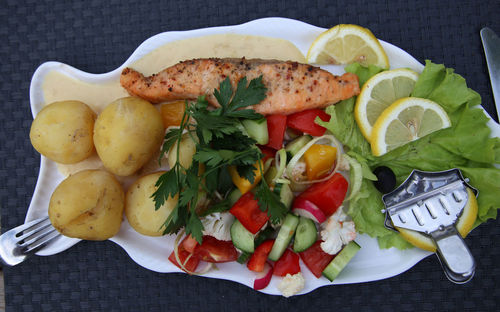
[1,1,499,311]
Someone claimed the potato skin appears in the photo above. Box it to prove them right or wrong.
[49,169,125,240]
[125,171,178,236]
[30,100,96,164]
[167,133,197,169]
[93,97,164,176]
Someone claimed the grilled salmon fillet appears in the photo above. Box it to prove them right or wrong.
[120,58,360,115]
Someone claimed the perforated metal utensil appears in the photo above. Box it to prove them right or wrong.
[382,168,477,283]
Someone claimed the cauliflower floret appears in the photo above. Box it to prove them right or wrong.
[320,218,343,254]
[201,212,234,241]
[277,272,305,297]
[331,206,348,222]
[320,208,357,255]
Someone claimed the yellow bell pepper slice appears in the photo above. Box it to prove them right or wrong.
[303,144,337,180]
[228,161,263,194]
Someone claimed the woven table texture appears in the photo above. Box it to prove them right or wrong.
[1,0,499,311]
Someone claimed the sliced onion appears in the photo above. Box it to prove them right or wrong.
[196,262,217,275]
[213,190,224,201]
[292,198,327,223]
[272,148,288,183]
[275,178,291,185]
[173,230,193,274]
[285,134,342,186]
[253,262,274,290]
[173,231,216,276]
[264,157,274,173]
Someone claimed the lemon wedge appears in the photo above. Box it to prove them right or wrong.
[354,69,419,141]
[371,97,451,156]
[396,188,478,252]
[307,24,389,68]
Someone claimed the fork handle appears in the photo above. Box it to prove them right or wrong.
[431,226,475,284]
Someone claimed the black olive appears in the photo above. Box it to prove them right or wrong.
[373,166,396,194]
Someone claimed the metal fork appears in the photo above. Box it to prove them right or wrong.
[0,216,61,266]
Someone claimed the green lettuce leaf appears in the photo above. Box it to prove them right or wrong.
[346,172,413,250]
[433,105,500,164]
[412,61,482,113]
[344,63,385,86]
[459,167,500,222]
[317,99,373,158]
[321,61,500,250]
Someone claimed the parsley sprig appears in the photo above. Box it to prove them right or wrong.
[153,76,287,243]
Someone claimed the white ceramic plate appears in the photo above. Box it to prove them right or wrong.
[27,17,500,296]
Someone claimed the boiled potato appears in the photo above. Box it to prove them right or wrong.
[30,100,96,164]
[167,133,197,169]
[93,97,164,176]
[125,171,178,236]
[49,169,125,240]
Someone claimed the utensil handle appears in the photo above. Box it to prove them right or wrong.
[480,27,500,122]
[431,226,475,284]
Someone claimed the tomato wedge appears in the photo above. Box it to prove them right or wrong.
[247,240,275,272]
[295,173,348,217]
[299,240,335,278]
[193,236,238,263]
[287,109,330,136]
[168,236,200,273]
[265,114,287,150]
[273,249,301,276]
[230,192,269,234]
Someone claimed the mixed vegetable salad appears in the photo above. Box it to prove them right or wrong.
[154,59,500,297]
[154,76,361,297]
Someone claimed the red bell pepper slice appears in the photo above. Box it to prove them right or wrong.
[287,109,330,136]
[193,235,238,263]
[265,114,287,150]
[273,249,301,276]
[299,240,335,278]
[295,173,348,217]
[247,239,275,272]
[258,145,276,164]
[168,236,200,273]
[229,192,269,234]
[181,234,199,254]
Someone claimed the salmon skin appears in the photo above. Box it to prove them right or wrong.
[120,58,360,115]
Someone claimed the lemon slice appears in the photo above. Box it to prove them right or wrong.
[396,188,478,252]
[371,97,451,156]
[354,69,419,141]
[307,24,389,68]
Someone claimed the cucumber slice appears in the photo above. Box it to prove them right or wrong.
[275,183,293,210]
[264,166,278,186]
[228,188,242,206]
[322,241,361,282]
[241,118,269,145]
[230,219,255,253]
[268,213,299,261]
[293,217,317,252]
[285,135,312,157]
[280,183,294,210]
[285,127,301,140]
